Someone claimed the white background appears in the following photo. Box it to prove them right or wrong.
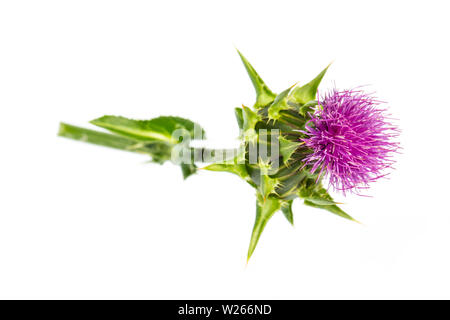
[1,0,449,299]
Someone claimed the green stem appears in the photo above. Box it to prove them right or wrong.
[58,122,158,154]
[58,123,241,164]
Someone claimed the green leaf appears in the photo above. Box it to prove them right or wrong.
[241,106,261,143]
[298,100,319,117]
[203,162,256,187]
[281,200,294,225]
[247,195,281,261]
[297,179,358,221]
[60,116,206,178]
[237,50,277,109]
[181,163,197,180]
[58,122,171,162]
[298,182,340,206]
[267,87,293,121]
[290,64,330,105]
[259,173,278,200]
[242,106,260,131]
[275,171,307,199]
[234,107,244,130]
[304,198,337,206]
[59,122,145,151]
[304,200,358,222]
[90,116,205,143]
[269,160,303,179]
[279,136,300,164]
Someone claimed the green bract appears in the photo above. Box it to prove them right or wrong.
[59,51,358,261]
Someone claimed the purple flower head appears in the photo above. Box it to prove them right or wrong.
[301,88,399,194]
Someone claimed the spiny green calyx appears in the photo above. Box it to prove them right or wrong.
[58,50,362,262]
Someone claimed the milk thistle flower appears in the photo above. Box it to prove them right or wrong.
[58,51,399,261]
[302,88,399,193]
